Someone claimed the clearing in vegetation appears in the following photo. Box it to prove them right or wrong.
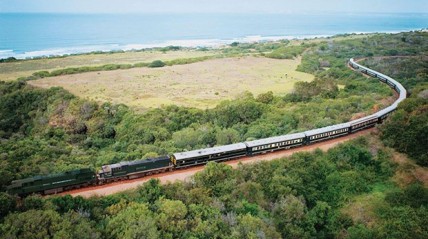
[29,56,314,110]
[0,49,216,81]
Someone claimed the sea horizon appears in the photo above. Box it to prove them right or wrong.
[1,12,427,59]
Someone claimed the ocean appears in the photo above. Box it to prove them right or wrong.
[0,12,427,59]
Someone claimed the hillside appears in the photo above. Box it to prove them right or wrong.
[0,32,427,238]
[28,56,314,110]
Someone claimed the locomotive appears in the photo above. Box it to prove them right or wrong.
[6,58,407,196]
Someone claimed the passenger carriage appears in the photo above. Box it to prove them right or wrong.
[349,115,379,132]
[245,133,306,155]
[172,143,247,168]
[304,123,351,144]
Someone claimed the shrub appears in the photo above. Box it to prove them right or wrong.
[148,60,166,68]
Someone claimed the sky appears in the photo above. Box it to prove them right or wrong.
[0,0,427,14]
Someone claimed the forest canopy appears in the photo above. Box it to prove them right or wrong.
[0,31,427,238]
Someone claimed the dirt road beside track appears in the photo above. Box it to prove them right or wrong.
[62,128,375,198]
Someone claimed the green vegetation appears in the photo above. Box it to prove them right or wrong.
[28,56,314,110]
[0,73,388,188]
[362,56,428,166]
[265,45,307,59]
[148,60,166,68]
[0,31,427,238]
[1,138,426,238]
[20,56,218,80]
[0,57,18,63]
[4,32,427,187]
[0,49,217,81]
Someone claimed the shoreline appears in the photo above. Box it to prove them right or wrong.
[0,29,422,60]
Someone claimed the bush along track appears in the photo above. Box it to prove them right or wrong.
[4,57,407,197]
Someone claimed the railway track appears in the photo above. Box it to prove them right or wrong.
[9,57,406,197]
[62,128,376,197]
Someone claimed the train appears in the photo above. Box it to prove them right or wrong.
[6,58,407,196]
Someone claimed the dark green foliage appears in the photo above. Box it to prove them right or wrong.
[285,78,339,102]
[362,56,428,93]
[0,138,426,238]
[161,45,181,52]
[256,91,274,104]
[0,57,18,62]
[21,56,214,80]
[385,183,428,208]
[148,60,166,68]
[363,56,428,166]
[211,97,265,128]
[230,42,239,47]
[297,32,428,75]
[265,45,307,59]
[375,205,428,239]
[137,179,164,204]
[380,105,428,166]
[1,32,427,237]
[0,209,101,239]
[0,192,16,219]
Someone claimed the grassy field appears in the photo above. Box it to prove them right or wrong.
[29,56,314,110]
[0,49,217,81]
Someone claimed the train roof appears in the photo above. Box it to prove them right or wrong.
[304,122,351,136]
[106,156,170,169]
[375,105,396,117]
[349,114,378,125]
[8,168,93,188]
[173,143,247,160]
[350,58,407,105]
[244,133,306,147]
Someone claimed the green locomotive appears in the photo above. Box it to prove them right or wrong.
[6,168,97,196]
[98,156,173,182]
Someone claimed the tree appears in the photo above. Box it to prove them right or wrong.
[272,194,309,238]
[0,209,99,239]
[172,127,200,149]
[215,128,240,145]
[148,60,166,68]
[212,99,264,128]
[375,206,428,239]
[193,162,235,197]
[230,214,281,239]
[0,192,16,219]
[256,91,274,104]
[155,198,188,239]
[137,179,164,204]
[106,203,159,239]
